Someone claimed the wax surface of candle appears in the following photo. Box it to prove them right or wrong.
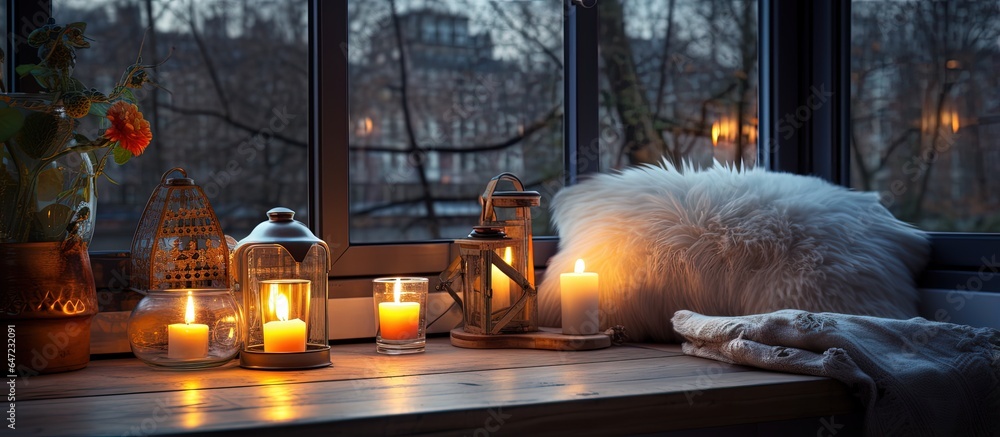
[491,247,513,308]
[379,279,421,340]
[263,293,307,352]
[560,258,600,335]
[168,293,209,359]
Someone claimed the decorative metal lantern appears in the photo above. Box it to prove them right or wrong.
[130,168,230,292]
[233,207,331,369]
[453,173,540,335]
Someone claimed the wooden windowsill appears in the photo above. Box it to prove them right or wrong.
[18,337,860,436]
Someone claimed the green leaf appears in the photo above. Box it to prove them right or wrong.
[112,144,132,165]
[73,133,92,144]
[64,77,87,92]
[120,88,137,103]
[25,67,57,90]
[15,64,39,77]
[0,107,25,143]
[88,102,110,117]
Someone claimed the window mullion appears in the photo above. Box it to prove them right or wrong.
[564,0,600,183]
[759,0,850,184]
[6,0,52,93]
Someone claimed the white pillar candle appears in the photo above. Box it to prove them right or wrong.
[560,259,600,335]
[168,293,209,359]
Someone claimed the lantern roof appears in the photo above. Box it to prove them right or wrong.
[235,207,330,267]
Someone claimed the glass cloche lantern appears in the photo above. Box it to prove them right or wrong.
[233,207,331,369]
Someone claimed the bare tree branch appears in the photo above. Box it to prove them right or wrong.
[159,102,308,148]
[653,0,676,120]
[389,0,439,238]
[490,2,562,70]
[186,4,232,118]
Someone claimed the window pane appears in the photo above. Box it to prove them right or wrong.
[598,0,759,172]
[52,0,310,250]
[348,0,564,243]
[851,1,1000,232]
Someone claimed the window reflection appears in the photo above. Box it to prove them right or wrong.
[850,1,1000,232]
[598,0,759,172]
[348,1,564,243]
[52,0,310,250]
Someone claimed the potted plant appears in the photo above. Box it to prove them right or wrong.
[0,19,157,374]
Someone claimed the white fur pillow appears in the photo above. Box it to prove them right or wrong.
[537,161,930,342]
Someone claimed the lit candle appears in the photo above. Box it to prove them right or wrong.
[168,292,209,359]
[263,293,307,352]
[491,246,513,308]
[378,279,420,340]
[560,259,600,335]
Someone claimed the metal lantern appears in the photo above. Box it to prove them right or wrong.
[455,173,540,335]
[233,207,331,369]
[130,168,230,292]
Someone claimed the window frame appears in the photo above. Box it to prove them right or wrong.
[317,0,593,298]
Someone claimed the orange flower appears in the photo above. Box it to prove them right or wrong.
[104,101,152,156]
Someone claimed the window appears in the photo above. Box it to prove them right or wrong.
[345,0,564,243]
[850,1,1000,233]
[7,0,995,303]
[24,0,311,251]
[598,0,758,172]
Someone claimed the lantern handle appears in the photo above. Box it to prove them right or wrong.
[480,172,525,224]
[160,167,187,183]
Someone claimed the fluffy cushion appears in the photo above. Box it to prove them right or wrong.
[537,161,930,342]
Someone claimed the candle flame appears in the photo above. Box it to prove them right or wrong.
[393,278,402,303]
[711,122,720,147]
[276,293,289,322]
[574,259,586,273]
[503,246,512,264]
[185,292,195,324]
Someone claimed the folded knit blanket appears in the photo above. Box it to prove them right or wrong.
[671,309,1000,436]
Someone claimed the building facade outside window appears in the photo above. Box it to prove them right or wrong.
[850,0,1000,233]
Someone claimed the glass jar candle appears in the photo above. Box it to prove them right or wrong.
[127,288,243,369]
[373,277,428,354]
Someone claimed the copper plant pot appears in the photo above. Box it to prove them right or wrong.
[1,241,98,374]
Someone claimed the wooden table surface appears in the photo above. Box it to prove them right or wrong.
[15,337,859,436]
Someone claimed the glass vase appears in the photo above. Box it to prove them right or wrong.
[0,96,97,245]
[127,288,244,369]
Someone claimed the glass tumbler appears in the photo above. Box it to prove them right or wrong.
[372,277,428,354]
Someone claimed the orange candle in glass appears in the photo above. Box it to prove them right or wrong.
[263,293,307,352]
[378,279,420,340]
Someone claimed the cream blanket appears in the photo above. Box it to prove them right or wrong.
[671,310,1000,436]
